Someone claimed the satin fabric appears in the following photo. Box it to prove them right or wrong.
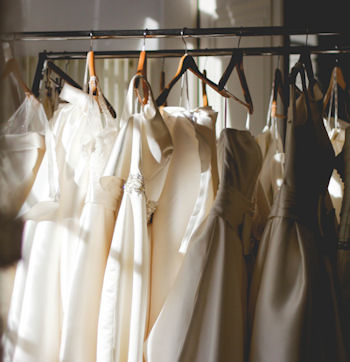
[145,128,262,362]
[96,75,173,362]
[337,126,350,358]
[147,105,218,334]
[248,79,347,362]
[252,103,284,245]
[3,82,110,362]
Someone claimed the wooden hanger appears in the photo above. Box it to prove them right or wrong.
[134,49,149,105]
[87,50,97,94]
[218,50,254,114]
[202,69,209,107]
[1,58,33,96]
[156,53,244,108]
[271,68,286,118]
[323,65,347,115]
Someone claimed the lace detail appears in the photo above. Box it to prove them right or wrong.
[146,200,158,224]
[123,173,145,195]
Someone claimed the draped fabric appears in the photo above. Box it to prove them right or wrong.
[3,81,115,362]
[147,105,218,334]
[96,75,173,362]
[2,60,350,362]
[145,128,262,362]
[248,78,347,362]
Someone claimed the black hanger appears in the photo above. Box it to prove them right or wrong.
[271,68,287,118]
[46,61,117,118]
[156,53,245,108]
[218,50,253,114]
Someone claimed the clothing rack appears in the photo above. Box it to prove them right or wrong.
[2,26,348,40]
[24,26,350,97]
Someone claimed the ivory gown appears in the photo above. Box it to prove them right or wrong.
[97,75,173,362]
[3,81,112,362]
[147,105,218,334]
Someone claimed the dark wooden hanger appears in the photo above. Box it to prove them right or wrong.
[289,60,312,120]
[202,69,209,107]
[46,60,117,118]
[160,61,167,106]
[271,68,287,118]
[299,50,315,87]
[218,50,253,114]
[1,58,33,96]
[156,53,244,108]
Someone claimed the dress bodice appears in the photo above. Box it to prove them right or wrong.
[214,128,262,255]
[272,82,335,226]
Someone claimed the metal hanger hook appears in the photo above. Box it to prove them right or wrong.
[237,32,242,49]
[142,29,147,51]
[305,27,309,47]
[181,28,188,54]
[335,44,339,64]
[89,32,93,51]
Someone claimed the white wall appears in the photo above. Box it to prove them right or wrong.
[2,0,197,55]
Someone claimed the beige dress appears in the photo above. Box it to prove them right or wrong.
[145,128,262,362]
[248,75,347,362]
[252,103,284,245]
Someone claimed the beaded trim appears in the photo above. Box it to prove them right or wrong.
[123,173,145,195]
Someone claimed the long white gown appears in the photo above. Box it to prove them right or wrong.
[3,80,112,362]
[147,105,218,334]
[0,94,47,348]
[59,82,120,362]
[97,75,173,362]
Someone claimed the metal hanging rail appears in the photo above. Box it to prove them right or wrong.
[1,26,348,41]
[41,45,350,60]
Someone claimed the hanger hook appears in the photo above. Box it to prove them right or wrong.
[181,28,188,54]
[335,44,339,64]
[305,27,309,47]
[89,32,93,51]
[143,29,147,51]
[237,32,242,49]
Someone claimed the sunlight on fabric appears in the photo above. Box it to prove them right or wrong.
[328,177,343,199]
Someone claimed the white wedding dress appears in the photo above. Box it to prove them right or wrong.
[146,105,218,335]
[97,74,173,362]
[0,94,47,345]
[3,79,113,362]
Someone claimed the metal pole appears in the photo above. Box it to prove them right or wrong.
[39,45,350,60]
[1,26,347,41]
